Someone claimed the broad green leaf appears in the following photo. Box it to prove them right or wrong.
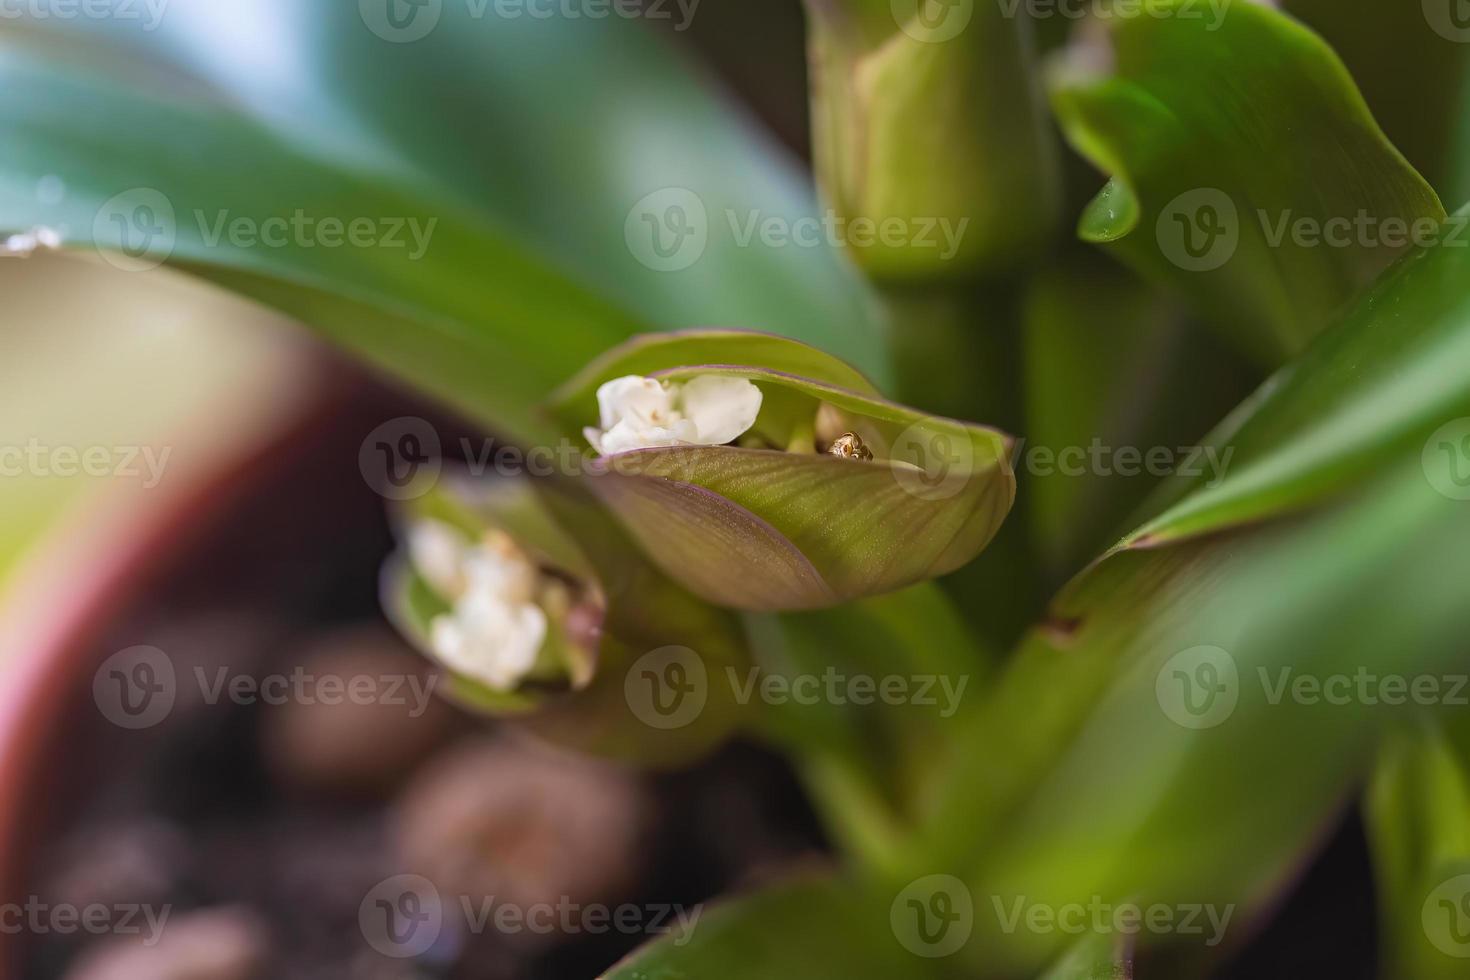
[553,333,1014,610]
[54,0,885,360]
[600,874,937,980]
[1049,0,1443,363]
[1120,206,1470,549]
[747,584,993,870]
[602,871,1133,979]
[1038,933,1133,979]
[1366,720,1470,980]
[0,45,630,443]
[903,217,1470,972]
[0,5,890,441]
[918,460,1470,974]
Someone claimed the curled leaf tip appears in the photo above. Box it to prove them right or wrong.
[551,330,1017,611]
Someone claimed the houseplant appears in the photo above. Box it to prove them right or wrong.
[3,1,1470,976]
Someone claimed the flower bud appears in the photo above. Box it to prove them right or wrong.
[550,330,1016,611]
[803,0,1059,280]
[382,472,749,766]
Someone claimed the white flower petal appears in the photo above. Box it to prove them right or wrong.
[407,519,469,599]
[585,374,759,455]
[430,594,547,692]
[678,375,763,446]
[463,546,539,607]
[596,375,676,430]
[594,417,699,455]
[583,426,606,455]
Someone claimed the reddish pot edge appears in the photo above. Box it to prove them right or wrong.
[0,380,343,980]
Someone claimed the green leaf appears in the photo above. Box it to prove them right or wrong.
[904,220,1470,969]
[1038,933,1133,980]
[601,874,935,980]
[0,4,890,441]
[549,329,884,418]
[1049,0,1443,363]
[555,333,1015,610]
[0,45,629,443]
[747,584,994,870]
[1366,720,1470,980]
[602,870,1133,979]
[1121,206,1470,550]
[919,461,1470,974]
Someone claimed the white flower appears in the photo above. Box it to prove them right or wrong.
[407,519,549,692]
[407,519,470,598]
[430,592,547,692]
[583,374,762,455]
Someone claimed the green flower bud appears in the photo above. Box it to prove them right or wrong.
[803,0,1060,281]
[549,330,1016,611]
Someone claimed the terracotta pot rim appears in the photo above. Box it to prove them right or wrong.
[0,384,340,979]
